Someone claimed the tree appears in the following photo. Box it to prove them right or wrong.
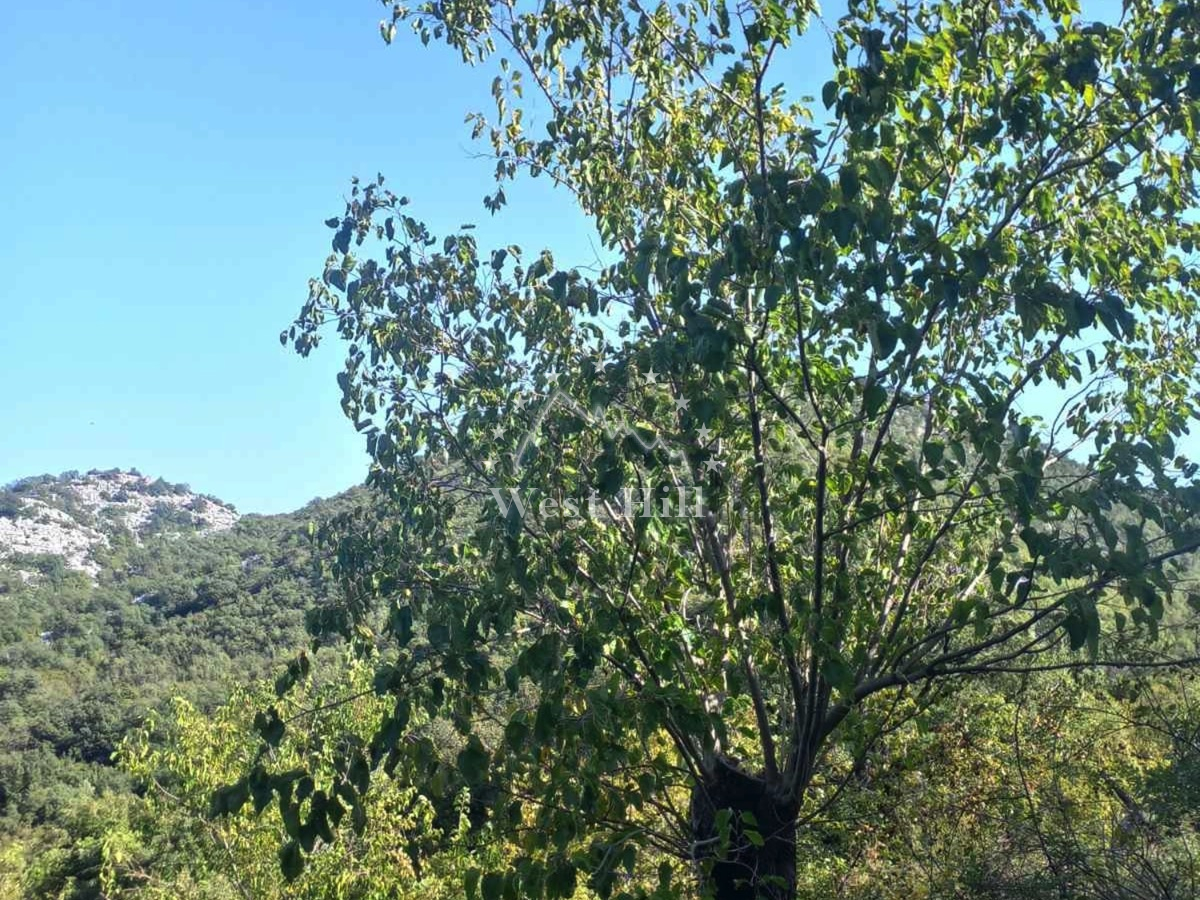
[0,493,21,521]
[113,674,503,900]
[267,1,1200,897]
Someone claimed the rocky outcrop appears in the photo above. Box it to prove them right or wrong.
[0,470,239,577]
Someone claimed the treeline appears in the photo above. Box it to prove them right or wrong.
[0,488,368,897]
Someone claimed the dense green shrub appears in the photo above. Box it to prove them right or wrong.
[0,494,22,520]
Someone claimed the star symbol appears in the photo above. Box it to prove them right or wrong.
[644,367,660,385]
[514,394,528,409]
[704,456,722,474]
[696,424,713,442]
[492,425,506,439]
[673,395,690,412]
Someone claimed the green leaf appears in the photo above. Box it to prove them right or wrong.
[457,735,491,784]
[820,653,855,694]
[864,382,888,417]
[548,270,570,303]
[393,605,414,645]
[465,869,482,900]
[253,707,286,747]
[821,80,838,109]
[868,319,898,360]
[210,778,250,817]
[332,223,352,255]
[482,872,505,900]
[279,840,304,881]
[838,166,861,200]
[546,859,578,899]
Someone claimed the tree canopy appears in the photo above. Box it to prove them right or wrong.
[265,1,1200,897]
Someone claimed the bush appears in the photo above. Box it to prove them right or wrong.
[0,493,23,520]
[145,478,172,497]
[143,503,196,534]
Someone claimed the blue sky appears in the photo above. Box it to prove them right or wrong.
[0,0,609,512]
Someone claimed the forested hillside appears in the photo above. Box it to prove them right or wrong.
[0,471,367,896]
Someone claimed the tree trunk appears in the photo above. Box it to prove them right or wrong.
[690,756,798,900]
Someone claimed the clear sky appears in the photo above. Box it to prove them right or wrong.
[0,0,612,513]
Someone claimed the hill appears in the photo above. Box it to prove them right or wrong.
[0,470,239,579]
[0,470,366,876]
